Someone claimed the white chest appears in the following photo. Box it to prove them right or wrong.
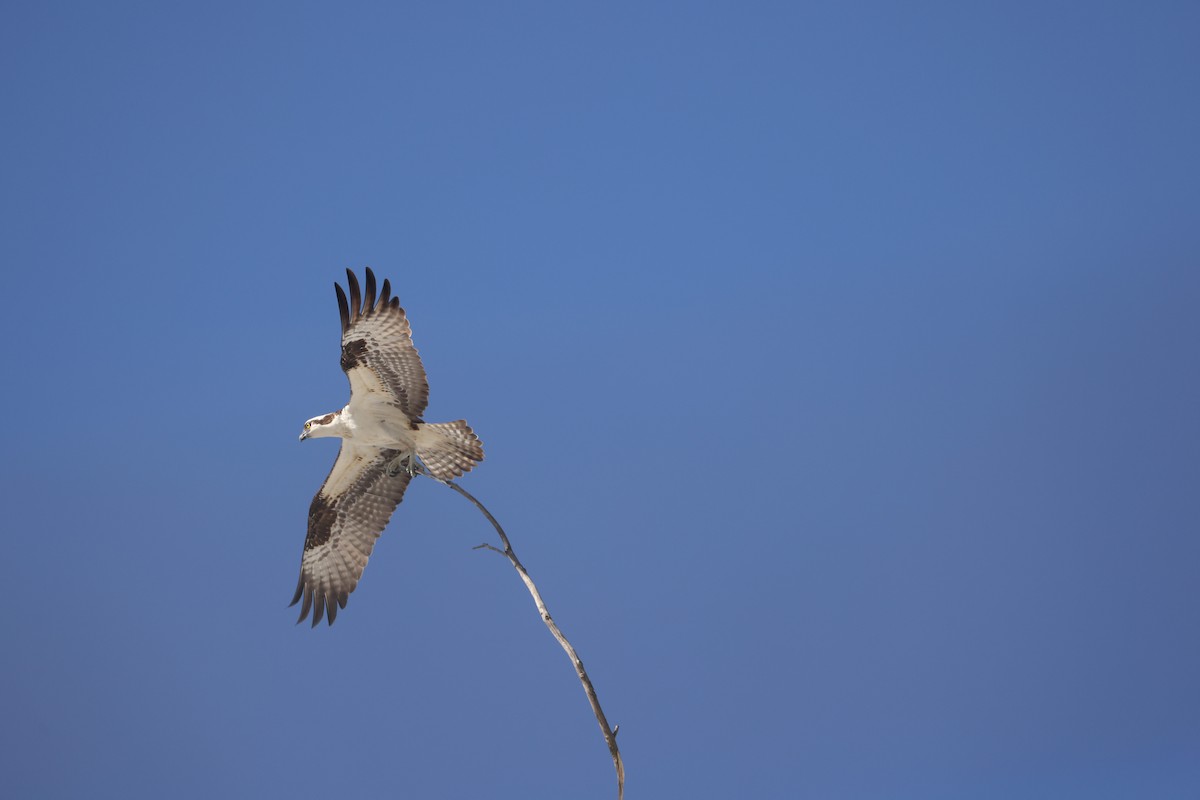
[342,398,418,450]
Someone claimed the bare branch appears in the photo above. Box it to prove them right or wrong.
[419,468,625,800]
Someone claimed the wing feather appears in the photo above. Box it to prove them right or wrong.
[336,267,429,419]
[291,442,413,627]
[336,282,350,332]
[364,268,376,312]
[346,269,361,323]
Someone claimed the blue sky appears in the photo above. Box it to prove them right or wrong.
[2,2,1198,798]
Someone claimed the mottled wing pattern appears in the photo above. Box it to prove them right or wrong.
[337,268,430,420]
[290,442,413,626]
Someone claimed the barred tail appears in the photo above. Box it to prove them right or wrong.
[416,420,484,481]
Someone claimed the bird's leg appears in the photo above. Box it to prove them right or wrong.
[386,452,419,478]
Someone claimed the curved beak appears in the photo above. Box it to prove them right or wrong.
[299,431,309,442]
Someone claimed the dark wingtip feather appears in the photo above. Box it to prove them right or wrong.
[312,590,327,628]
[335,283,350,333]
[346,269,362,324]
[379,278,391,309]
[327,599,338,625]
[296,586,313,624]
[289,574,304,607]
[363,268,377,317]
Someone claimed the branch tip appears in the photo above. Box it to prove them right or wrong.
[417,468,625,800]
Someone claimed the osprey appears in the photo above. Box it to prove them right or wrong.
[293,268,483,626]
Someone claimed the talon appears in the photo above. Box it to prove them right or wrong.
[386,453,415,478]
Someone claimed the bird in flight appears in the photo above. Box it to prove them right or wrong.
[293,268,483,626]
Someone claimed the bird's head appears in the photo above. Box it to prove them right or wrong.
[299,412,338,441]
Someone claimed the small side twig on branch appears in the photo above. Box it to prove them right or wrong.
[418,467,625,800]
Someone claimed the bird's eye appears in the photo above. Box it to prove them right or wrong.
[305,422,312,430]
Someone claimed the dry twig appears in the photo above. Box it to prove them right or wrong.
[418,467,625,800]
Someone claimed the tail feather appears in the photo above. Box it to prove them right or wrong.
[416,420,484,481]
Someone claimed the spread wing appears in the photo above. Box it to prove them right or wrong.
[337,268,429,421]
[290,442,412,627]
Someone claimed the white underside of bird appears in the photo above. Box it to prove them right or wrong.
[301,395,472,484]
